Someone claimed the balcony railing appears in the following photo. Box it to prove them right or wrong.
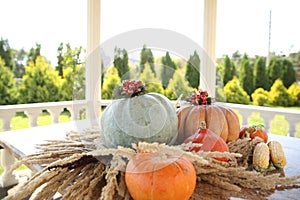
[0,101,299,136]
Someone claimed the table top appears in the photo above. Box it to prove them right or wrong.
[0,121,299,199]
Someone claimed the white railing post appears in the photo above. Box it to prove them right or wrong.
[238,110,251,125]
[260,112,275,133]
[47,107,64,124]
[24,109,42,127]
[285,115,299,137]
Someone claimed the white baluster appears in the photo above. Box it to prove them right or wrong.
[24,109,42,127]
[238,110,251,125]
[47,107,64,124]
[285,115,299,137]
[67,106,80,121]
[0,112,15,132]
[260,112,275,133]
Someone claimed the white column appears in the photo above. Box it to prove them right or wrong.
[86,0,101,126]
[201,0,217,98]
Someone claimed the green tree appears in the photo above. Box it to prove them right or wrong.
[253,56,268,90]
[185,51,200,88]
[12,48,27,78]
[224,77,250,104]
[18,56,62,103]
[27,43,41,64]
[222,55,235,86]
[239,54,254,95]
[287,82,300,106]
[0,57,17,105]
[102,66,121,99]
[161,52,177,89]
[56,43,64,77]
[281,59,296,88]
[113,47,130,80]
[251,88,269,106]
[165,69,193,100]
[267,56,282,88]
[0,38,14,71]
[140,45,155,75]
[139,63,164,94]
[268,79,293,106]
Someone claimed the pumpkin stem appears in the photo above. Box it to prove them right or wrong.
[199,121,207,130]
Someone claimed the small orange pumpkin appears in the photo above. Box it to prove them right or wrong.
[184,121,230,162]
[125,152,196,200]
[177,90,240,144]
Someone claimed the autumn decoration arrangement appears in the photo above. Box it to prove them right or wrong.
[4,82,300,200]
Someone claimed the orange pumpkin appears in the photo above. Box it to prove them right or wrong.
[176,90,240,144]
[125,152,196,200]
[184,121,230,162]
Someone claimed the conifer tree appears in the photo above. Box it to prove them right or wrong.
[161,52,177,89]
[253,56,268,90]
[222,55,235,86]
[185,51,200,89]
[267,56,282,89]
[239,54,254,95]
[281,59,296,88]
[140,45,155,75]
[113,47,130,80]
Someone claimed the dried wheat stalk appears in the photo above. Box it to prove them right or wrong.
[4,130,300,200]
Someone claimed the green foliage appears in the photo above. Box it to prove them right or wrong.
[185,51,200,88]
[268,79,293,106]
[281,59,296,88]
[224,77,250,104]
[27,43,41,64]
[113,47,130,80]
[222,55,236,86]
[161,52,177,89]
[0,57,17,105]
[13,48,27,78]
[251,88,269,106]
[287,82,300,106]
[239,54,254,95]
[140,45,155,75]
[102,66,121,99]
[60,65,86,101]
[253,56,268,90]
[0,38,15,71]
[165,69,193,100]
[267,56,282,88]
[18,56,62,103]
[139,63,164,94]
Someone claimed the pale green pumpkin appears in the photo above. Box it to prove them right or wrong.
[101,93,178,148]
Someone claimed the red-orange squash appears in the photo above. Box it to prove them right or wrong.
[176,90,240,144]
[184,121,230,162]
[125,152,196,200]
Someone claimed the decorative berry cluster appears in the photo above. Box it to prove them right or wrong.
[113,80,145,99]
[189,89,211,105]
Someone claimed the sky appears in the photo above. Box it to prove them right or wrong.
[1,0,300,65]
